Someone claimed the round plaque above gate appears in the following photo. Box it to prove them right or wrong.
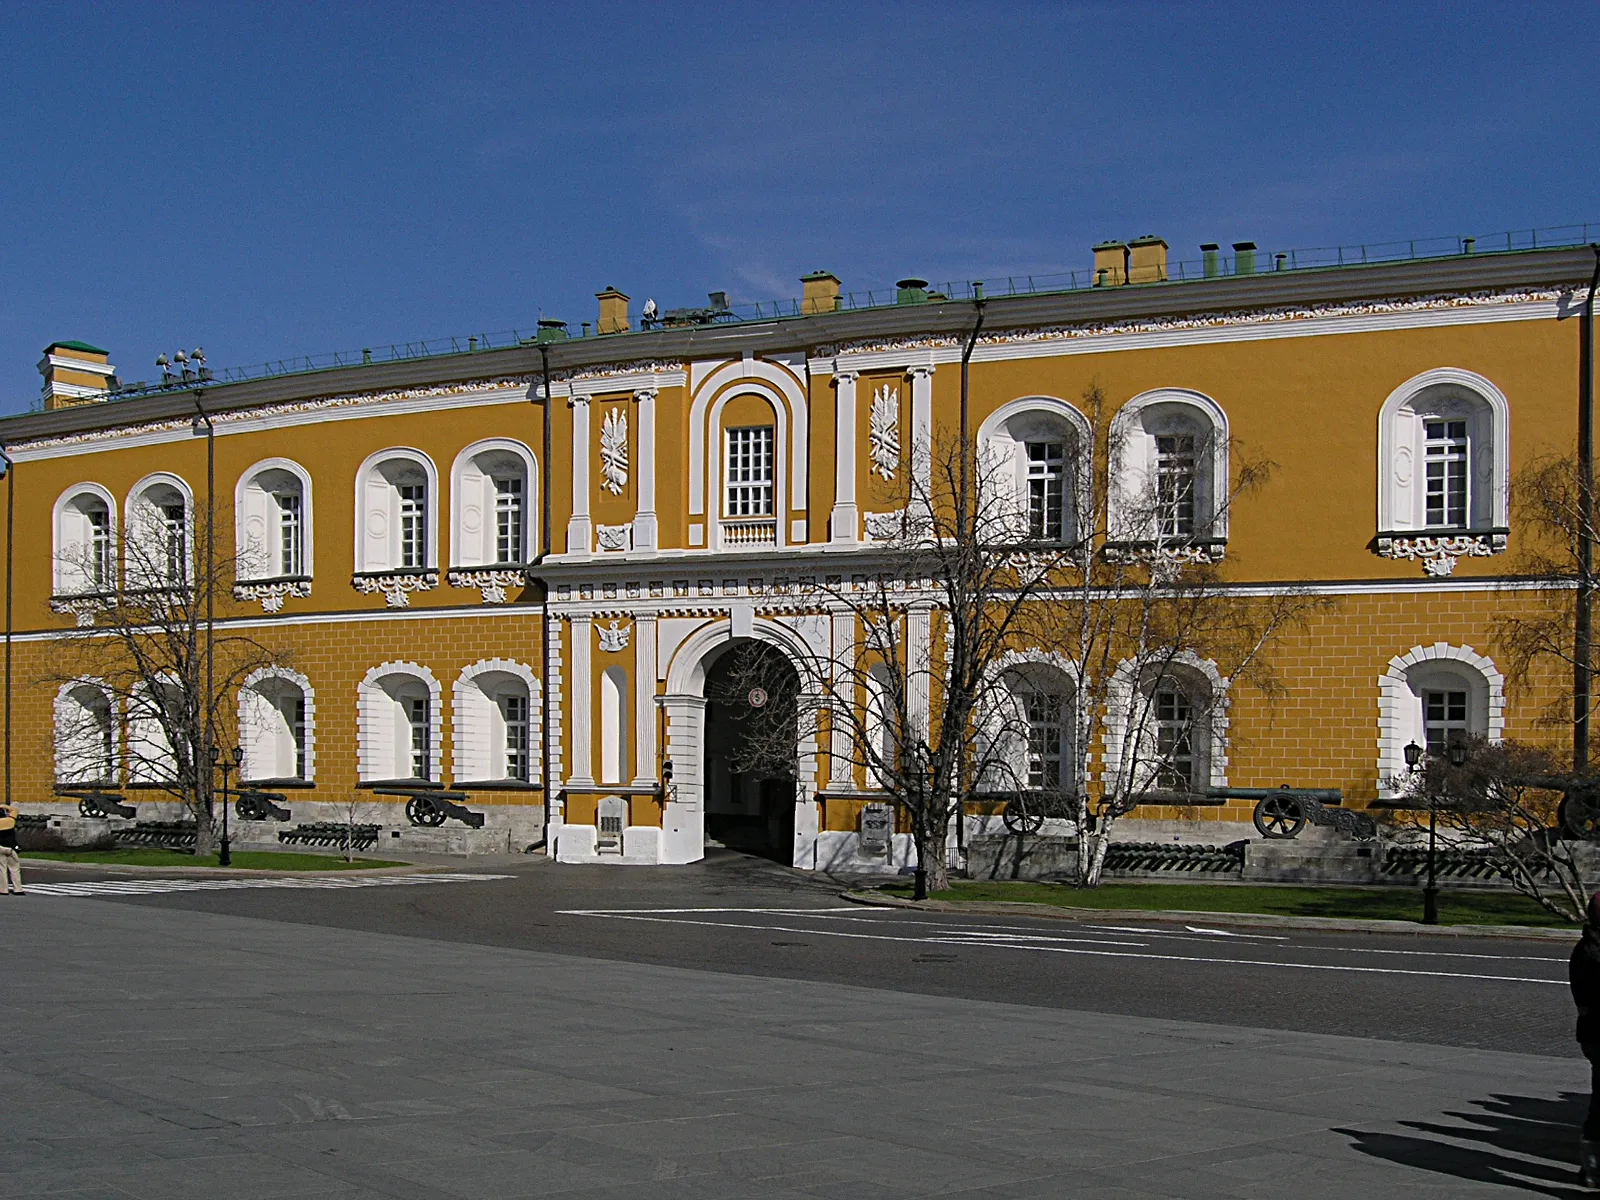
[748,687,768,709]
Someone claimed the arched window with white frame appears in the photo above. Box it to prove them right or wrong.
[1377,644,1505,792]
[354,450,439,574]
[126,678,184,784]
[239,667,313,782]
[978,653,1079,796]
[236,460,312,583]
[977,398,1091,544]
[600,666,628,784]
[1103,653,1229,797]
[53,484,116,595]
[125,474,194,589]
[450,440,537,567]
[358,663,441,782]
[452,659,539,784]
[1107,390,1229,550]
[54,681,116,784]
[1376,369,1510,572]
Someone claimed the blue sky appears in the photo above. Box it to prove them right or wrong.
[1,1,1595,412]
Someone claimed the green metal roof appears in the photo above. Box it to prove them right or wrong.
[43,340,109,356]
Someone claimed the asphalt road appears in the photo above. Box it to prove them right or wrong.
[21,849,1580,1058]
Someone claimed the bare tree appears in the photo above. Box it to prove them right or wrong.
[1386,737,1588,922]
[720,383,1317,893]
[46,497,287,856]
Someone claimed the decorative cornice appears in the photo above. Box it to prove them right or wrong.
[1374,530,1508,576]
[48,593,112,627]
[446,568,529,604]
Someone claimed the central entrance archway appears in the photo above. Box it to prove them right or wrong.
[702,640,799,860]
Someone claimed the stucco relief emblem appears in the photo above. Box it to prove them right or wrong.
[1375,531,1507,576]
[232,579,313,613]
[869,385,900,480]
[600,408,629,495]
[596,522,633,552]
[597,620,631,652]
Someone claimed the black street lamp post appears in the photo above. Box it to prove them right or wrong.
[211,744,243,866]
[1402,740,1440,925]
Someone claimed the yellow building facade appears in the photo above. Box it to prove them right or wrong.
[2,239,1593,866]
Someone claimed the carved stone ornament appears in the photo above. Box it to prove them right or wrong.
[352,570,439,608]
[869,385,900,480]
[1103,542,1227,582]
[597,620,631,652]
[599,407,629,495]
[864,509,906,540]
[49,594,112,628]
[1375,531,1507,577]
[447,569,528,604]
[596,522,633,552]
[232,579,312,613]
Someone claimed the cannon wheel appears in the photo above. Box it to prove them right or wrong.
[406,796,447,828]
[1561,795,1600,840]
[77,796,102,819]
[1253,794,1306,840]
[235,795,263,822]
[1002,796,1045,836]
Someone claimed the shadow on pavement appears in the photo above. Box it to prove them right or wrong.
[1339,1092,1590,1195]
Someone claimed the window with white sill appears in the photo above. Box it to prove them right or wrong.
[53,486,116,595]
[1107,390,1228,550]
[355,451,439,575]
[451,440,537,568]
[236,460,312,583]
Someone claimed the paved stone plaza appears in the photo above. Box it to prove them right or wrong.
[0,892,1589,1198]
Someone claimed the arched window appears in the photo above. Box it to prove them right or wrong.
[125,474,193,589]
[862,663,897,785]
[236,460,312,582]
[1104,654,1228,796]
[1377,644,1505,791]
[978,398,1091,544]
[982,655,1078,795]
[54,681,115,784]
[53,485,115,594]
[239,667,313,782]
[600,666,628,784]
[354,450,438,573]
[451,440,536,567]
[126,679,183,784]
[1376,369,1510,573]
[358,663,441,782]
[1108,390,1229,549]
[452,660,538,783]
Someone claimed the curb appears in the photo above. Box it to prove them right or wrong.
[840,890,1579,941]
[19,858,439,879]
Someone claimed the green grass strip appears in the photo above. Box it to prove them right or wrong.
[878,880,1575,927]
[22,849,406,871]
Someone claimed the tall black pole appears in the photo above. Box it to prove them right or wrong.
[194,395,220,862]
[536,344,554,846]
[1422,803,1439,925]
[2,444,13,810]
[1578,247,1600,776]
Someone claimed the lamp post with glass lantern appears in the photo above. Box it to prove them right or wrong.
[211,744,243,866]
[1402,739,1443,925]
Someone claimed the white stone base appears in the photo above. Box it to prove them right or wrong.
[553,823,666,865]
[811,830,917,874]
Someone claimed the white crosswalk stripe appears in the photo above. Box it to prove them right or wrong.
[17,872,512,897]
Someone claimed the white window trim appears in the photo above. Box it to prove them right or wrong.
[977,397,1093,543]
[1377,642,1505,795]
[353,448,440,574]
[238,665,315,782]
[234,458,314,582]
[451,658,541,784]
[706,385,788,547]
[52,482,117,595]
[1376,367,1510,533]
[449,439,538,567]
[54,679,118,784]
[1101,651,1229,793]
[1107,388,1230,544]
[983,649,1083,796]
[686,360,809,522]
[358,661,442,782]
[123,471,195,588]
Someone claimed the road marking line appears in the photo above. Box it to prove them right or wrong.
[23,873,512,897]
[564,911,1565,985]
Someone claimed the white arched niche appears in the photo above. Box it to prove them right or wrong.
[977,397,1091,544]
[236,459,313,582]
[124,473,194,588]
[358,662,441,782]
[239,667,314,782]
[53,483,116,594]
[1102,652,1229,796]
[600,666,629,785]
[54,680,116,784]
[451,440,537,567]
[1377,643,1505,794]
[354,449,439,573]
[453,659,538,783]
[1107,389,1229,546]
[1376,368,1509,539]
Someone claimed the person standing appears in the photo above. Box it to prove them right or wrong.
[0,803,21,894]
[1571,892,1600,1187]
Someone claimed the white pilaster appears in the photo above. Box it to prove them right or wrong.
[567,615,595,786]
[907,602,932,741]
[632,613,659,786]
[659,694,707,864]
[829,610,855,785]
[908,365,934,505]
[633,388,658,551]
[830,369,859,545]
[566,394,593,556]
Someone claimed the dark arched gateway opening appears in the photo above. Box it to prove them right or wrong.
[702,640,799,861]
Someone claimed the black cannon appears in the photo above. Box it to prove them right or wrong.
[996,784,1376,842]
[373,787,484,829]
[234,789,291,822]
[58,789,136,820]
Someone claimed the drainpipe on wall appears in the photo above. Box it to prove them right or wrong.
[954,290,985,874]
[531,344,556,848]
[1577,245,1600,774]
